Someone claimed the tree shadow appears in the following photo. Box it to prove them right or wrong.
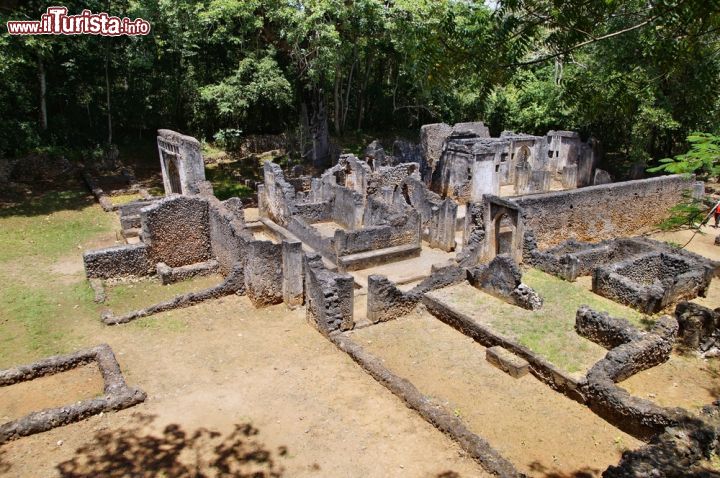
[0,446,10,475]
[528,461,598,478]
[56,414,286,478]
[0,186,97,217]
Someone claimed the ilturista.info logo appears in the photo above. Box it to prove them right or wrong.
[6,6,151,36]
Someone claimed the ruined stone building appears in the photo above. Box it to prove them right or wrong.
[71,127,720,477]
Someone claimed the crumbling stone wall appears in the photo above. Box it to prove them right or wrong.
[514,175,695,249]
[84,243,152,279]
[366,264,466,323]
[261,161,298,226]
[575,306,644,349]
[244,240,284,307]
[466,255,543,310]
[584,314,684,437]
[593,252,713,313]
[675,301,720,352]
[208,197,252,275]
[304,254,354,334]
[141,195,211,268]
[157,129,206,196]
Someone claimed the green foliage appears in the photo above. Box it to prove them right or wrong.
[0,0,719,175]
[658,197,707,231]
[648,133,720,179]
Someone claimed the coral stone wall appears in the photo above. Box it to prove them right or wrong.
[141,195,211,267]
[514,175,694,249]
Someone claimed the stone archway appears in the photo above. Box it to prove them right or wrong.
[166,157,182,194]
[494,212,516,256]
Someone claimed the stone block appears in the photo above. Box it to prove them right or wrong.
[486,346,529,378]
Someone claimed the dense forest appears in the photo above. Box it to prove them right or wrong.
[1,0,720,175]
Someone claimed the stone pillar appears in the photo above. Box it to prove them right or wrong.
[561,164,578,189]
[470,158,498,202]
[514,164,530,195]
[257,184,268,218]
[529,170,551,193]
[282,240,304,308]
[429,198,458,252]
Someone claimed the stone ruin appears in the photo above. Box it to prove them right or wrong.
[62,126,720,475]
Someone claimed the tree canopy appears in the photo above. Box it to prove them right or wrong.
[1,0,719,174]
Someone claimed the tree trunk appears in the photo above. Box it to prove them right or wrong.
[334,73,342,135]
[38,56,47,131]
[105,46,112,145]
[307,86,330,168]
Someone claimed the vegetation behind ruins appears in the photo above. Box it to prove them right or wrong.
[1,0,719,177]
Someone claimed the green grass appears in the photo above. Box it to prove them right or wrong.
[109,192,143,205]
[205,164,255,201]
[0,187,118,365]
[523,269,651,329]
[431,269,654,374]
[0,189,115,262]
[105,274,223,315]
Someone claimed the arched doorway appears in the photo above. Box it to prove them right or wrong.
[166,158,182,194]
[494,212,516,256]
[516,145,532,168]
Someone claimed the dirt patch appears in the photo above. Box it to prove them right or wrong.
[311,220,346,238]
[0,297,489,478]
[0,364,105,423]
[350,311,643,477]
[618,353,720,413]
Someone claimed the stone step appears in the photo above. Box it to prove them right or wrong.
[338,244,422,272]
[486,346,529,378]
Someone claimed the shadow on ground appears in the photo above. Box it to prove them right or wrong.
[55,414,288,478]
[0,187,96,217]
[529,461,598,477]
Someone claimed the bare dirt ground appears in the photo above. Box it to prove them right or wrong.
[0,364,105,423]
[349,310,643,477]
[619,353,720,413]
[1,266,489,478]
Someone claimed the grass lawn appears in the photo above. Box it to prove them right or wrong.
[108,192,143,206]
[428,268,653,375]
[105,274,224,315]
[0,185,195,366]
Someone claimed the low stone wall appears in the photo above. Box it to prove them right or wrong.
[83,243,152,279]
[423,293,586,401]
[575,306,644,349]
[514,175,695,249]
[0,344,145,444]
[304,254,354,334]
[584,315,685,438]
[330,333,522,477]
[156,259,219,285]
[286,216,336,260]
[593,252,713,313]
[102,264,245,325]
[366,265,466,323]
[527,237,655,281]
